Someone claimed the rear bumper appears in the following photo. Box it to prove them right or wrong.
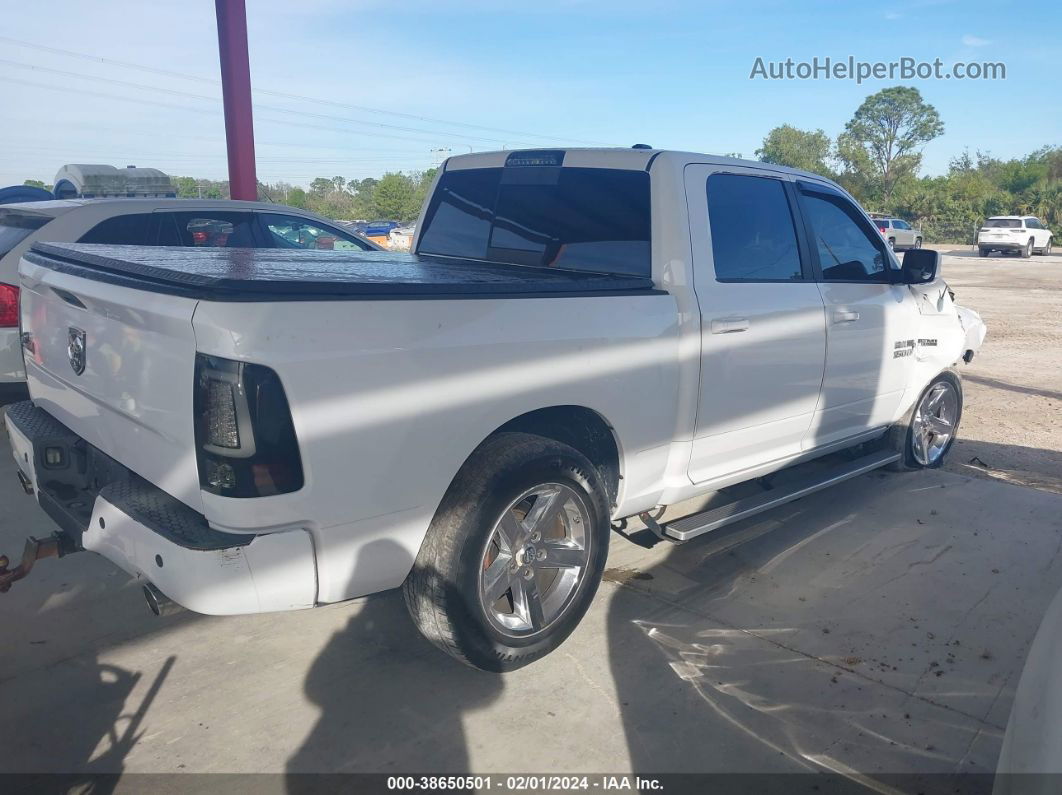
[978,241,1024,251]
[4,401,317,614]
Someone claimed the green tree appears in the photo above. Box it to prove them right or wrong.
[309,177,333,198]
[23,179,52,191]
[755,125,833,175]
[838,86,944,202]
[370,172,417,221]
[286,186,308,209]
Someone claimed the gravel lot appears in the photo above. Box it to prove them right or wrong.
[0,248,1059,790]
[937,246,1062,493]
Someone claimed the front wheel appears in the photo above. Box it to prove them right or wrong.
[403,432,610,672]
[887,373,963,470]
[1038,238,1052,256]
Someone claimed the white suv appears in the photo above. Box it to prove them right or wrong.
[977,216,1053,258]
[0,199,379,387]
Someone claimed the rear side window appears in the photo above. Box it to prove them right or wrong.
[165,212,258,247]
[78,213,159,245]
[706,174,803,281]
[417,167,651,277]
[985,218,1021,228]
[0,210,50,258]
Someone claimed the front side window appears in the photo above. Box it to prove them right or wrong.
[260,214,373,251]
[706,174,803,281]
[417,166,651,277]
[801,191,890,282]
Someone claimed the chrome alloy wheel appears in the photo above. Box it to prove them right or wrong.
[478,483,592,637]
[912,381,960,466]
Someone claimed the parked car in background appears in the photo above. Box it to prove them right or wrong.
[0,199,380,386]
[977,216,1053,258]
[872,217,922,251]
[3,148,985,672]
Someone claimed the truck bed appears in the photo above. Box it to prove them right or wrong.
[26,243,656,301]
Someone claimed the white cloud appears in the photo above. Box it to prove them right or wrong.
[961,34,991,47]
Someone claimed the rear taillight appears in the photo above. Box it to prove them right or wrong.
[0,284,18,328]
[193,354,303,497]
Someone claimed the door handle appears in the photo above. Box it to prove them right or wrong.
[832,310,860,324]
[710,317,750,334]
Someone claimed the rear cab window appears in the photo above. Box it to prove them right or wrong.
[985,218,1022,228]
[416,158,651,277]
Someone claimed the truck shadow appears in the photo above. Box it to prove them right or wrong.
[605,461,1062,793]
[286,540,503,784]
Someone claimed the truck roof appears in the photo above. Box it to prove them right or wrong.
[26,242,658,302]
[444,147,841,186]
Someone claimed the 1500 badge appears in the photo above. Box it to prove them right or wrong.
[893,338,937,358]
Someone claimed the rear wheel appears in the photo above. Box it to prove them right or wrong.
[978,247,990,258]
[888,237,896,251]
[1022,238,1034,258]
[887,373,963,470]
[403,432,610,672]
[914,237,922,249]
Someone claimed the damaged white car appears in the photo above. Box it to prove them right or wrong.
[2,148,985,671]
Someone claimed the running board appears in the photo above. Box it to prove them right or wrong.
[663,449,901,542]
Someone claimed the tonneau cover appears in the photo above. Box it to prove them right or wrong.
[26,243,656,300]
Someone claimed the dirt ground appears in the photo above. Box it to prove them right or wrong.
[934,246,1062,493]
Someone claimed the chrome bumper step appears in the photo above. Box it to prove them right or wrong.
[663,449,901,542]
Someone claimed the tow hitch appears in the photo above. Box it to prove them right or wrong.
[0,534,77,593]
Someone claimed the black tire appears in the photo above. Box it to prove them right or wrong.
[887,237,896,251]
[978,247,990,258]
[886,372,963,471]
[1038,238,1052,256]
[403,432,610,672]
[914,237,922,249]
[1022,238,1033,258]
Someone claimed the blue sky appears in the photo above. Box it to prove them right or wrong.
[2,0,1059,187]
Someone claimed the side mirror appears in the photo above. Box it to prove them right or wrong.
[901,248,940,284]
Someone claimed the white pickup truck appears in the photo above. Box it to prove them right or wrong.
[2,148,985,671]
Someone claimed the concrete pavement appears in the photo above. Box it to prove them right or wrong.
[2,413,1060,787]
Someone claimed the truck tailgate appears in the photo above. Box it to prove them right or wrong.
[19,253,203,511]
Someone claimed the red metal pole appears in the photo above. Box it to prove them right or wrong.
[215,0,258,200]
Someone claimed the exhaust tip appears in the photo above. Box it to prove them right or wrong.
[143,582,181,617]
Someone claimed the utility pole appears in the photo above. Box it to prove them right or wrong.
[215,0,258,200]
